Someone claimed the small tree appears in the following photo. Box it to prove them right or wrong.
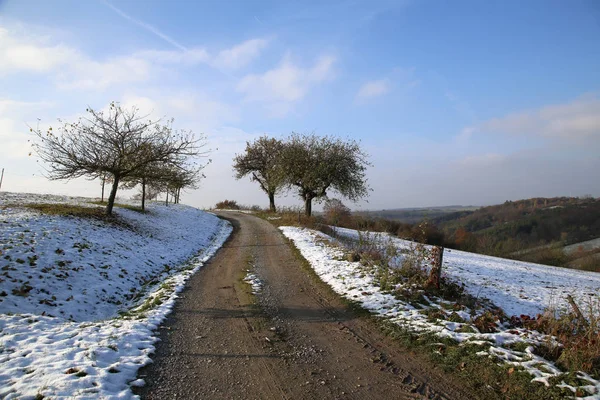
[323,198,351,226]
[281,133,371,216]
[121,157,203,210]
[233,136,284,212]
[33,102,207,215]
[161,163,203,205]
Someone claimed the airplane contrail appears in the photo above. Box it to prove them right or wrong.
[102,0,188,52]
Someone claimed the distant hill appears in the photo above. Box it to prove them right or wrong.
[430,197,600,270]
[355,205,479,224]
[433,197,600,245]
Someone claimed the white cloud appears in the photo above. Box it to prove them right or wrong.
[118,92,238,133]
[0,99,53,160]
[0,24,268,90]
[237,53,336,116]
[0,25,152,90]
[356,79,390,102]
[58,56,154,90]
[461,95,600,141]
[0,27,78,74]
[0,99,53,115]
[211,38,270,70]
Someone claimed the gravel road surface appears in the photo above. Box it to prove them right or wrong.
[135,212,471,399]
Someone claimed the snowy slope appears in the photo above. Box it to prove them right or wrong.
[0,192,231,399]
[281,226,600,399]
[331,226,600,317]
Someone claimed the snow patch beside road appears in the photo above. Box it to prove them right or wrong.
[0,192,231,399]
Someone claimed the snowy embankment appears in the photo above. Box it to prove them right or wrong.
[331,226,600,318]
[281,226,600,399]
[0,192,231,399]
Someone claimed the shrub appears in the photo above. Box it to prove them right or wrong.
[215,200,240,210]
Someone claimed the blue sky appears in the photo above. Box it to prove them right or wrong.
[1,0,599,210]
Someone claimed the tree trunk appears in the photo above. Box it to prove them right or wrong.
[101,176,105,202]
[304,196,312,217]
[106,175,120,215]
[141,177,146,211]
[165,191,169,206]
[269,192,276,212]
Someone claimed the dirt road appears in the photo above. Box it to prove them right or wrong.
[135,212,470,399]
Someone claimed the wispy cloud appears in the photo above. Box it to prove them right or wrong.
[460,94,600,142]
[237,53,336,117]
[212,38,270,70]
[102,0,187,51]
[0,27,78,74]
[102,2,268,71]
[0,23,270,90]
[355,79,390,102]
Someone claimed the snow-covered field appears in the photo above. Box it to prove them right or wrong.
[281,226,600,399]
[331,227,600,318]
[0,192,231,399]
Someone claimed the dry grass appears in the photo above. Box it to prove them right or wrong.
[25,203,107,218]
[513,296,600,378]
[24,203,136,230]
[89,201,145,213]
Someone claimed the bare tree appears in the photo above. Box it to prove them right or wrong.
[159,163,203,205]
[281,133,371,216]
[233,136,285,212]
[32,102,207,215]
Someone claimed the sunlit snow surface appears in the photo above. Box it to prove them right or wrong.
[330,226,600,318]
[281,226,600,399]
[0,192,231,399]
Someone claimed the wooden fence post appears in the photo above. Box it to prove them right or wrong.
[567,295,589,327]
[427,246,444,290]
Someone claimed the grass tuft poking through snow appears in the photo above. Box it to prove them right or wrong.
[280,226,600,399]
[0,192,231,399]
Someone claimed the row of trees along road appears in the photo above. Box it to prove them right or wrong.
[233,133,371,216]
[33,102,208,215]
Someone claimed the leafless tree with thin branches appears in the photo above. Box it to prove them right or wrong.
[32,102,208,215]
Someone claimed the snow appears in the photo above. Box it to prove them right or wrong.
[215,209,255,214]
[565,238,600,254]
[331,226,600,317]
[281,226,600,399]
[244,271,263,294]
[0,192,232,399]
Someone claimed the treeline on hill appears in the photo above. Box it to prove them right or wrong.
[434,197,600,249]
[315,197,600,272]
[355,205,479,224]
